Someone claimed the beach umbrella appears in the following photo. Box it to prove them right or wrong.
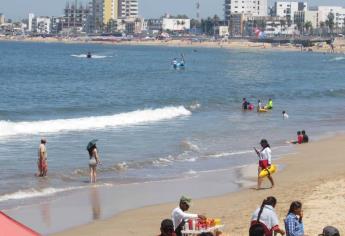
[87,139,98,151]
[0,211,40,236]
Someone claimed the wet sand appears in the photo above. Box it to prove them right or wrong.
[53,135,345,235]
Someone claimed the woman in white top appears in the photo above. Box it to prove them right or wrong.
[88,144,100,183]
[254,139,274,189]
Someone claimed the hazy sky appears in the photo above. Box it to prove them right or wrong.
[1,0,345,20]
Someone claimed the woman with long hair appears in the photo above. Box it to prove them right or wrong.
[284,201,306,236]
[88,144,100,183]
[250,196,285,236]
[254,139,274,189]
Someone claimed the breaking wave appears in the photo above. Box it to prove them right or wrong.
[0,106,192,137]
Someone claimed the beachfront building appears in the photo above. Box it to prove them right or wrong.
[143,18,163,35]
[317,6,345,30]
[162,18,191,32]
[50,17,63,35]
[294,10,319,33]
[273,1,307,24]
[32,17,51,34]
[224,0,268,21]
[89,0,104,33]
[118,0,139,18]
[0,14,5,25]
[62,2,90,33]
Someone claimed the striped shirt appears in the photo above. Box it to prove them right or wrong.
[284,213,304,236]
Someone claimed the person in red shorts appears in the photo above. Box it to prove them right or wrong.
[254,139,274,190]
[37,138,48,177]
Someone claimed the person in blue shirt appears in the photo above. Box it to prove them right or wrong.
[284,201,305,236]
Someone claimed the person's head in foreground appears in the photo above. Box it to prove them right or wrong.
[260,139,270,149]
[297,131,301,135]
[41,138,47,144]
[249,223,265,236]
[179,195,191,211]
[159,219,176,236]
[287,201,302,217]
[301,130,306,135]
[319,226,340,236]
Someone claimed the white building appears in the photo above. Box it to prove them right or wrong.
[318,6,345,29]
[28,13,35,31]
[119,0,138,18]
[273,1,307,24]
[225,0,268,21]
[162,18,190,31]
[32,17,51,34]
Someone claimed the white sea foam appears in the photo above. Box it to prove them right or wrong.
[0,183,113,202]
[0,106,191,137]
[330,56,345,62]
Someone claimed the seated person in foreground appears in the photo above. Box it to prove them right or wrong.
[171,196,206,236]
[158,219,176,236]
[250,196,285,236]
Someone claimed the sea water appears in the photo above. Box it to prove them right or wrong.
[0,41,345,229]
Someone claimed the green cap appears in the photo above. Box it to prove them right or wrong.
[180,196,192,206]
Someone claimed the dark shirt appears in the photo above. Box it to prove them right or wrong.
[303,134,309,143]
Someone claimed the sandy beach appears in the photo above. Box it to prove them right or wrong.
[52,135,345,236]
[1,36,345,54]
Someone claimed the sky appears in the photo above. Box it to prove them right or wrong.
[1,0,345,21]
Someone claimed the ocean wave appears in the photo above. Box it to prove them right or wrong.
[71,54,110,59]
[0,106,191,137]
[180,140,200,152]
[329,56,345,62]
[0,183,113,202]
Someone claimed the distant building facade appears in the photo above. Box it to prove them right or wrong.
[225,0,268,21]
[273,1,307,24]
[162,18,190,31]
[118,0,139,18]
[62,2,90,33]
[0,14,4,25]
[32,17,51,34]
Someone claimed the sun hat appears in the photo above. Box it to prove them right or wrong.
[319,226,340,236]
[180,196,192,206]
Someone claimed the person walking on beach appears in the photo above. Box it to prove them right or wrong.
[87,141,100,183]
[284,201,306,236]
[250,196,285,236]
[171,196,206,236]
[254,139,274,189]
[37,138,48,177]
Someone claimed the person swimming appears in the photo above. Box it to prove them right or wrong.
[87,52,92,58]
[172,58,178,69]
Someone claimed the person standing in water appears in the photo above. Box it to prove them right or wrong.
[37,138,48,177]
[88,144,100,183]
[254,139,274,189]
[265,99,273,109]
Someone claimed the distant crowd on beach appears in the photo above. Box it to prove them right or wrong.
[157,195,340,236]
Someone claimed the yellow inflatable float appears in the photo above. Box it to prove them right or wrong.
[258,108,268,112]
[259,165,277,178]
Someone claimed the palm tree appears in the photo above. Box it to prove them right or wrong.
[325,12,335,35]
[304,21,312,35]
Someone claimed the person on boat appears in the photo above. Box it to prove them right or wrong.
[254,139,274,189]
[172,58,178,69]
[87,52,92,58]
[257,100,264,112]
[265,99,273,109]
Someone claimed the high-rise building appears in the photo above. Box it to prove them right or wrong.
[224,0,268,21]
[0,13,4,25]
[103,0,118,25]
[28,13,35,31]
[62,1,90,31]
[273,1,307,24]
[90,0,104,32]
[118,0,138,18]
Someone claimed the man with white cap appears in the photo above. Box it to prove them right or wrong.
[37,138,48,177]
[171,196,205,236]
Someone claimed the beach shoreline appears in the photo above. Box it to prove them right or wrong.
[1,36,345,54]
[52,134,345,236]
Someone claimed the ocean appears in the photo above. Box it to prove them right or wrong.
[0,41,345,233]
